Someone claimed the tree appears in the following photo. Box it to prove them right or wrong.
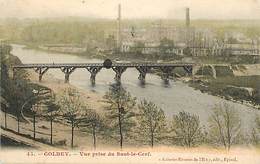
[251,115,260,146]
[57,88,85,148]
[159,37,174,54]
[256,115,260,131]
[137,99,167,148]
[6,80,26,133]
[105,34,116,51]
[24,86,53,140]
[1,45,10,129]
[1,45,31,133]
[130,41,145,55]
[45,102,60,145]
[79,108,104,149]
[171,111,204,147]
[183,47,192,56]
[227,37,238,44]
[103,84,136,149]
[1,45,21,132]
[208,103,242,150]
[41,95,60,145]
[1,96,9,129]
[1,44,40,135]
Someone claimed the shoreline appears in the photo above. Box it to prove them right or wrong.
[186,79,260,110]
[27,69,108,114]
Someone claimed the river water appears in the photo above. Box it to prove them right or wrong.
[11,44,259,129]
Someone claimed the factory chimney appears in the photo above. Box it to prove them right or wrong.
[186,8,190,27]
[117,4,122,53]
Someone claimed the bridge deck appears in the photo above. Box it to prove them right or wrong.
[13,63,195,68]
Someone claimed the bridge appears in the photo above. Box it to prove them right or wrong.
[13,59,195,85]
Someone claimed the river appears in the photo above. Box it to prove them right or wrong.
[11,44,259,130]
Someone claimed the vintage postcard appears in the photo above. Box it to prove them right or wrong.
[0,0,260,163]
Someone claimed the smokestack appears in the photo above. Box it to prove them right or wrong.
[186,8,190,27]
[117,4,122,53]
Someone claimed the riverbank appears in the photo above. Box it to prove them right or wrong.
[29,43,260,64]
[152,67,260,110]
[21,43,198,64]
[27,69,107,114]
[188,77,260,110]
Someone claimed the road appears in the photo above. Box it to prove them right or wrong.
[1,127,59,150]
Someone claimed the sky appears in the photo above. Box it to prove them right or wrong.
[0,0,260,19]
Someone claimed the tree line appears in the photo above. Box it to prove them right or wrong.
[32,84,259,150]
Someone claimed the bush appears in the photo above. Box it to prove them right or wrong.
[195,66,213,76]
[54,139,67,146]
[215,66,234,77]
[170,111,205,147]
[222,85,253,101]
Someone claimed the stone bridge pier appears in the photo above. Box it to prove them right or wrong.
[86,66,102,86]
[192,65,200,76]
[136,66,151,84]
[34,67,49,82]
[183,65,193,76]
[208,65,217,79]
[60,67,76,83]
[112,66,127,83]
[160,66,174,84]
[12,68,17,80]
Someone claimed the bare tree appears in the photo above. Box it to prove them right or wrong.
[57,88,84,148]
[26,87,53,140]
[79,108,104,150]
[137,99,167,148]
[251,115,260,146]
[103,84,136,149]
[171,111,204,147]
[208,103,241,150]
[41,99,60,145]
[256,115,260,129]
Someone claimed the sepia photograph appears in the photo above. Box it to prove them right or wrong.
[0,0,260,163]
